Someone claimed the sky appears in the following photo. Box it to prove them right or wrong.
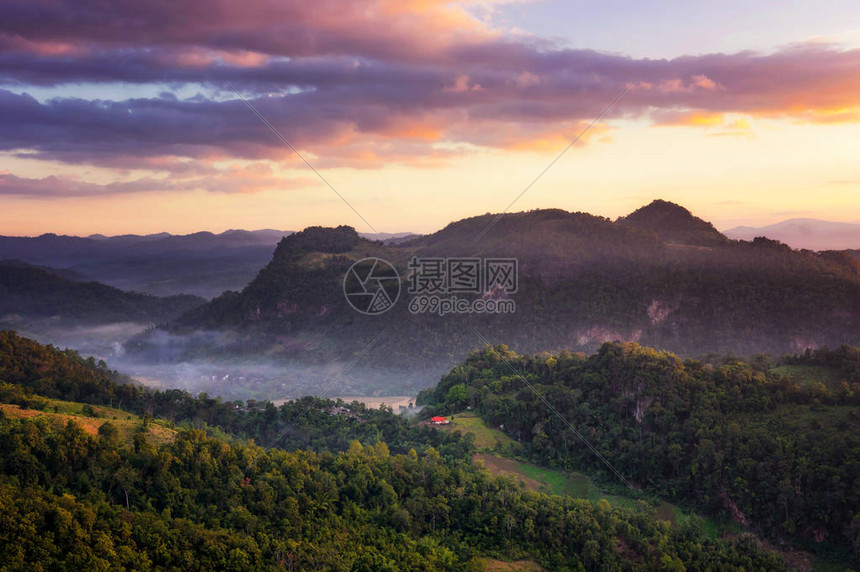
[1,0,859,236]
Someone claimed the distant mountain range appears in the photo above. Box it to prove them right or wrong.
[4,213,854,303]
[724,218,860,251]
[0,229,418,298]
[125,200,860,391]
[0,261,203,325]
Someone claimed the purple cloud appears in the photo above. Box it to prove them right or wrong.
[1,0,859,192]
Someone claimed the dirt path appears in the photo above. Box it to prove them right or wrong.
[473,453,543,491]
[478,558,544,571]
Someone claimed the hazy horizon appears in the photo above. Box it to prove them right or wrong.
[3,211,860,242]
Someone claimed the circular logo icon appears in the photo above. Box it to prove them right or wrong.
[343,257,400,315]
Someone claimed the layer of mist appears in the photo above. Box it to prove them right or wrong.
[2,320,428,402]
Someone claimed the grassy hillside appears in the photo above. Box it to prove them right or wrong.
[0,397,175,446]
[420,342,860,568]
[445,411,520,451]
[441,412,752,550]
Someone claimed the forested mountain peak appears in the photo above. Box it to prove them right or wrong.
[409,208,657,259]
[272,224,367,258]
[618,199,729,246]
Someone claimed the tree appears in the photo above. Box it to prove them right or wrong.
[445,384,468,410]
[97,421,120,447]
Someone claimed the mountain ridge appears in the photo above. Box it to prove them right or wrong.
[0,229,420,298]
[0,262,204,325]
[126,201,860,394]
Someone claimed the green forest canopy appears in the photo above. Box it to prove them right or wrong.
[0,330,812,570]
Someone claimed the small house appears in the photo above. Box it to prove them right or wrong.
[431,416,450,425]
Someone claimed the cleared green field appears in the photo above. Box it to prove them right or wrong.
[449,411,756,543]
[770,364,845,388]
[504,458,640,511]
[456,416,719,531]
[475,452,731,539]
[449,411,521,451]
[477,558,544,571]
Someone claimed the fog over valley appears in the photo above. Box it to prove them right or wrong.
[3,203,857,404]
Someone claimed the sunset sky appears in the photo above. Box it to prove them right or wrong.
[1,0,859,236]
